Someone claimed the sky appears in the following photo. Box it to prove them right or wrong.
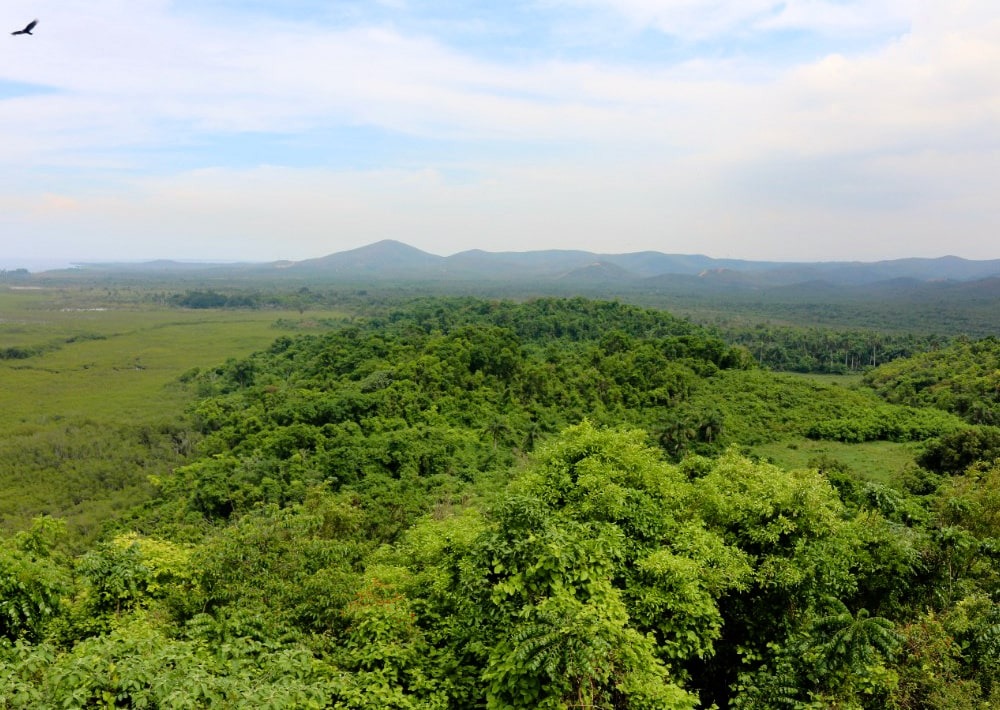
[1,1,999,268]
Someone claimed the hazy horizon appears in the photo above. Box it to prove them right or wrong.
[3,2,999,265]
[6,239,1000,275]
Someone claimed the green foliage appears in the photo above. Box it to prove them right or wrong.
[483,589,694,710]
[0,616,338,709]
[151,298,757,536]
[690,452,898,707]
[678,369,930,447]
[452,423,732,708]
[0,519,70,645]
[189,499,370,633]
[693,452,860,602]
[718,322,946,374]
[807,405,963,443]
[77,540,152,618]
[925,462,1000,602]
[891,612,986,710]
[864,337,1000,425]
[511,423,750,660]
[802,603,901,685]
[919,426,1000,474]
[327,576,450,709]
[732,601,904,710]
[173,289,269,309]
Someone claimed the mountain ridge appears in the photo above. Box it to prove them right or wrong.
[56,239,1000,286]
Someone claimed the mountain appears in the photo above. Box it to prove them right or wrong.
[288,239,446,277]
[604,252,779,277]
[558,261,640,283]
[50,242,1000,287]
[445,249,608,279]
[761,256,1000,286]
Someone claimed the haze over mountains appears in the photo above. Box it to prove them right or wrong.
[64,239,1000,290]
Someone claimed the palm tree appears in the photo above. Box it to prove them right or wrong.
[482,416,512,451]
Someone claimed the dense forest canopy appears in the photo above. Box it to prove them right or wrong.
[1,296,999,708]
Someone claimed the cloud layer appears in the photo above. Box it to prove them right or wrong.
[1,0,998,265]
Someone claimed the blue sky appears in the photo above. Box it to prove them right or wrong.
[1,0,998,267]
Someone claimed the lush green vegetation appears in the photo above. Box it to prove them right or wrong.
[863,337,1000,425]
[711,323,949,374]
[2,291,999,708]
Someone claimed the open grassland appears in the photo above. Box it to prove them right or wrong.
[0,286,348,543]
[775,371,866,388]
[750,438,922,484]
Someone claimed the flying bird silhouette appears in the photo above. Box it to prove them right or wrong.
[11,19,38,36]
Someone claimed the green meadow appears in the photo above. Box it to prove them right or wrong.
[0,286,347,542]
[750,438,922,484]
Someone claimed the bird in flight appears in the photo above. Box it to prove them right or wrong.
[11,19,38,36]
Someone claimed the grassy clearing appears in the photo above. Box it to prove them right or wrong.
[3,318,345,422]
[750,437,923,484]
[773,371,866,388]
[0,285,349,540]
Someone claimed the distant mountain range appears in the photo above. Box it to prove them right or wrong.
[65,239,1000,288]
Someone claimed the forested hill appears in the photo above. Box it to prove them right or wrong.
[864,337,1000,425]
[2,297,999,708]
[60,240,1000,286]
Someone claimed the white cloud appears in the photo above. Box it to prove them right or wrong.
[1,1,1000,261]
[549,0,914,39]
[760,0,913,35]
